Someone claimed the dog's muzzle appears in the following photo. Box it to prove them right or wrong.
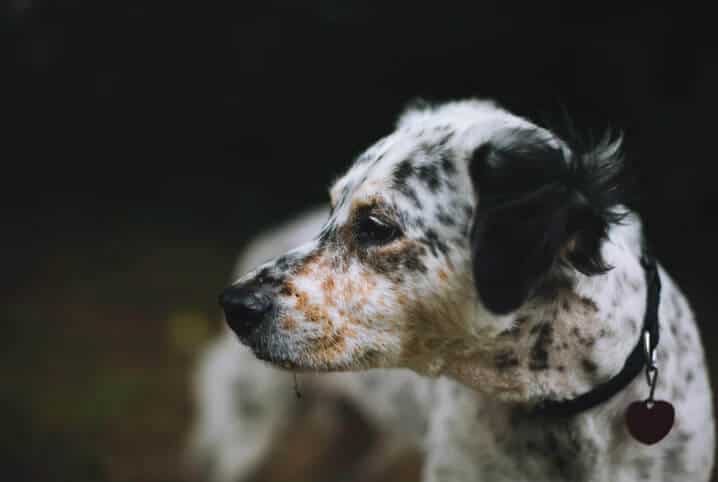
[219,279,275,340]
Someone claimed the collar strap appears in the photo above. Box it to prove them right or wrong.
[532,252,661,417]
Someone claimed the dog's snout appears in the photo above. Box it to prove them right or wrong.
[219,282,274,338]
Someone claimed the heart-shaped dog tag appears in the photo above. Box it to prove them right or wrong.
[625,400,675,445]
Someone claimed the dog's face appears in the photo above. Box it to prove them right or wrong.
[221,100,624,375]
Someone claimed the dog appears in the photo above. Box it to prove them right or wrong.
[191,99,715,481]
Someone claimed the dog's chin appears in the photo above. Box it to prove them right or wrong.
[252,349,307,371]
[249,346,361,373]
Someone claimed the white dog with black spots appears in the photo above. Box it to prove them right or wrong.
[191,100,714,481]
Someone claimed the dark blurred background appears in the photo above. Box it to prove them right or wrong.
[2,1,716,481]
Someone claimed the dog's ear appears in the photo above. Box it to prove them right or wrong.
[469,127,626,314]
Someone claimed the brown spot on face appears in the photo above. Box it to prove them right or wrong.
[321,276,337,306]
[286,280,331,325]
[321,276,335,293]
[339,324,358,339]
[438,269,449,282]
[304,302,328,324]
[281,315,297,331]
[295,289,309,311]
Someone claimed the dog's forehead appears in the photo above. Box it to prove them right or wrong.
[329,101,540,214]
[329,125,467,217]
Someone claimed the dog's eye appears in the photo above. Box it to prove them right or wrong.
[356,215,401,246]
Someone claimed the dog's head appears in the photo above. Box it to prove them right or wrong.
[220,100,625,376]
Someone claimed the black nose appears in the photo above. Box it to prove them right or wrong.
[219,281,274,338]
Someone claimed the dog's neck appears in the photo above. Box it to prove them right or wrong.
[442,214,649,406]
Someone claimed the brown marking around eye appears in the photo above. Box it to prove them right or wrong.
[363,240,428,277]
[340,196,398,249]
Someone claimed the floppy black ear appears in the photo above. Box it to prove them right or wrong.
[470,128,626,315]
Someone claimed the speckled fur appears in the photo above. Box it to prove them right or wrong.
[191,100,714,481]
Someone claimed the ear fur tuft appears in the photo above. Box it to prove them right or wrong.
[470,126,629,314]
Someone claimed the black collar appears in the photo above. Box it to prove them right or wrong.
[532,252,661,417]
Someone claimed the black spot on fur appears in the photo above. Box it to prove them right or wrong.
[581,358,598,375]
[627,318,638,333]
[529,323,553,370]
[440,151,457,175]
[256,267,272,282]
[671,386,686,402]
[436,206,456,226]
[634,456,653,479]
[572,327,596,347]
[499,326,520,338]
[255,266,286,288]
[436,132,454,147]
[494,349,520,369]
[398,185,422,209]
[462,203,473,219]
[663,447,686,475]
[579,297,599,312]
[676,430,693,442]
[393,159,413,187]
[421,229,450,256]
[275,255,292,271]
[417,163,441,192]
